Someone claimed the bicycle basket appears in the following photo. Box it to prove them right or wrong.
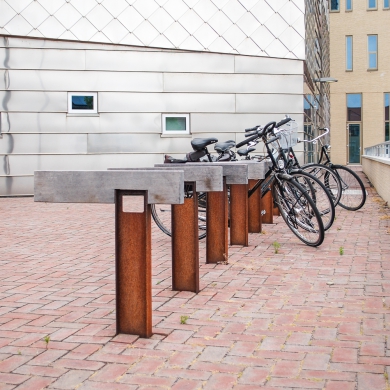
[272,121,298,150]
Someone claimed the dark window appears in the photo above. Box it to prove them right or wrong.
[166,117,187,131]
[72,96,94,110]
[331,0,340,10]
[347,94,362,121]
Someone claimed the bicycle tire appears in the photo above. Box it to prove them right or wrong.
[151,192,207,240]
[300,163,342,207]
[290,171,335,231]
[272,177,325,246]
[331,165,366,211]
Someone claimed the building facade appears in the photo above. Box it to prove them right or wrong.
[329,0,390,165]
[0,0,330,196]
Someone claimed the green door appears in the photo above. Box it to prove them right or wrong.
[348,124,361,163]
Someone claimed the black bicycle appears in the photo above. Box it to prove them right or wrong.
[295,127,366,211]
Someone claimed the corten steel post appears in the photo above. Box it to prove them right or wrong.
[171,182,199,293]
[206,177,228,263]
[262,185,274,224]
[248,179,262,233]
[230,183,248,246]
[115,190,152,338]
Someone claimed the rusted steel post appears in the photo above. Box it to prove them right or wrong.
[171,182,199,293]
[262,185,274,224]
[230,184,248,246]
[248,179,262,233]
[206,177,228,263]
[115,190,152,338]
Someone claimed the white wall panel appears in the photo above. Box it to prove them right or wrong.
[4,113,163,134]
[164,73,303,94]
[236,94,304,114]
[5,113,66,133]
[0,176,34,196]
[235,56,303,75]
[99,92,236,113]
[191,113,304,134]
[86,50,235,73]
[88,133,192,154]
[5,154,164,175]
[6,70,164,92]
[98,113,162,133]
[0,48,86,70]
[0,91,66,112]
[0,133,88,154]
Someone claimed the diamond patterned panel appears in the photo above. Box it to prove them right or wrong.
[1,0,305,59]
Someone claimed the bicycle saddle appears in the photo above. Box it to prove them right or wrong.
[237,147,256,156]
[191,138,218,151]
[214,140,235,153]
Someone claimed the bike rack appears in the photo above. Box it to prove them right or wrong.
[188,163,246,252]
[154,165,223,292]
[34,169,184,338]
[115,166,224,294]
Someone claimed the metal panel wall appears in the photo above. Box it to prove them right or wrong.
[0,36,304,195]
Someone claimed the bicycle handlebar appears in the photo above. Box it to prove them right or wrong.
[236,132,260,148]
[236,121,276,148]
[245,131,258,137]
[298,127,329,144]
[275,117,292,128]
[245,125,260,132]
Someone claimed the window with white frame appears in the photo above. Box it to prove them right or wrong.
[68,92,98,114]
[367,35,378,70]
[368,0,377,9]
[385,93,389,141]
[346,36,353,71]
[162,114,190,135]
[385,0,389,8]
[346,0,353,10]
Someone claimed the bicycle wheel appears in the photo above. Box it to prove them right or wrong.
[290,171,335,231]
[331,165,366,211]
[151,191,207,239]
[273,177,325,246]
[301,163,342,207]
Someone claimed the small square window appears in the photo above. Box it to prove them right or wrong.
[162,114,190,135]
[368,0,377,9]
[68,92,98,114]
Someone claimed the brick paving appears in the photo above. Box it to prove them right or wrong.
[0,183,389,389]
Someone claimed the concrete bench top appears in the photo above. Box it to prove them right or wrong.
[152,165,223,192]
[34,170,184,204]
[163,162,248,185]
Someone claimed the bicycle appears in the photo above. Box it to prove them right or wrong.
[234,120,325,246]
[237,119,335,231]
[153,137,235,239]
[154,120,326,246]
[293,127,366,211]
